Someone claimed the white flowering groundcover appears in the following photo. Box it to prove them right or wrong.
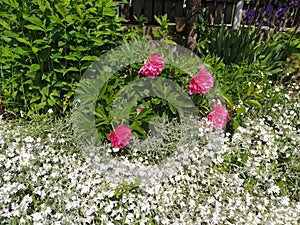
[0,83,299,224]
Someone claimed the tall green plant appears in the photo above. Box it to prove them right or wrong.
[152,14,176,44]
[0,0,132,117]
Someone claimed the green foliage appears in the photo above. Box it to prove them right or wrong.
[195,10,299,132]
[133,15,147,37]
[202,55,274,132]
[197,25,259,65]
[152,14,176,44]
[278,33,300,83]
[72,41,212,144]
[196,11,298,70]
[0,0,132,117]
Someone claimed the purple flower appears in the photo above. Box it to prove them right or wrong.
[289,0,299,9]
[274,6,288,19]
[244,1,298,31]
[246,9,256,23]
[266,5,273,18]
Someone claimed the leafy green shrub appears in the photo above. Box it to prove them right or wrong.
[73,41,213,143]
[0,0,133,117]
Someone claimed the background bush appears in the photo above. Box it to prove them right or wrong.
[0,0,133,117]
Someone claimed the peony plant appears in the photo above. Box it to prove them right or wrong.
[109,52,229,149]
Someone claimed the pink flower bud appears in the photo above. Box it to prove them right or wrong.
[136,107,143,115]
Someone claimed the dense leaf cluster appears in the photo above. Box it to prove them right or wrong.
[0,0,131,117]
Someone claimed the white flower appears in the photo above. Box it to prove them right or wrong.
[31,212,43,222]
[267,184,280,195]
[112,147,120,152]
[161,217,170,224]
[280,196,290,206]
[189,199,196,207]
[24,136,34,143]
[125,213,134,224]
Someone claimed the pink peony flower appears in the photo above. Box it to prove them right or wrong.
[139,52,164,78]
[109,125,133,149]
[207,102,230,129]
[136,107,143,115]
[189,66,214,95]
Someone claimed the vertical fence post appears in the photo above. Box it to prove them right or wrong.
[233,0,244,28]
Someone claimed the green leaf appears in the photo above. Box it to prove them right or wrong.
[30,96,41,103]
[246,82,255,96]
[81,56,99,61]
[25,25,45,32]
[154,15,162,25]
[16,37,31,46]
[37,0,50,13]
[233,119,239,131]
[49,14,63,25]
[63,55,78,60]
[151,29,161,39]
[32,46,40,54]
[151,98,161,105]
[41,86,49,96]
[221,93,233,109]
[131,122,147,137]
[245,99,262,110]
[58,41,65,47]
[35,102,47,111]
[29,64,41,72]
[0,20,10,30]
[9,0,19,9]
[236,107,246,116]
[65,15,78,24]
[23,15,43,27]
[163,39,177,45]
[55,4,68,17]
[168,103,177,114]
[47,98,56,106]
[102,7,116,17]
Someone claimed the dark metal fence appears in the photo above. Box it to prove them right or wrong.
[119,0,186,23]
[118,0,300,27]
